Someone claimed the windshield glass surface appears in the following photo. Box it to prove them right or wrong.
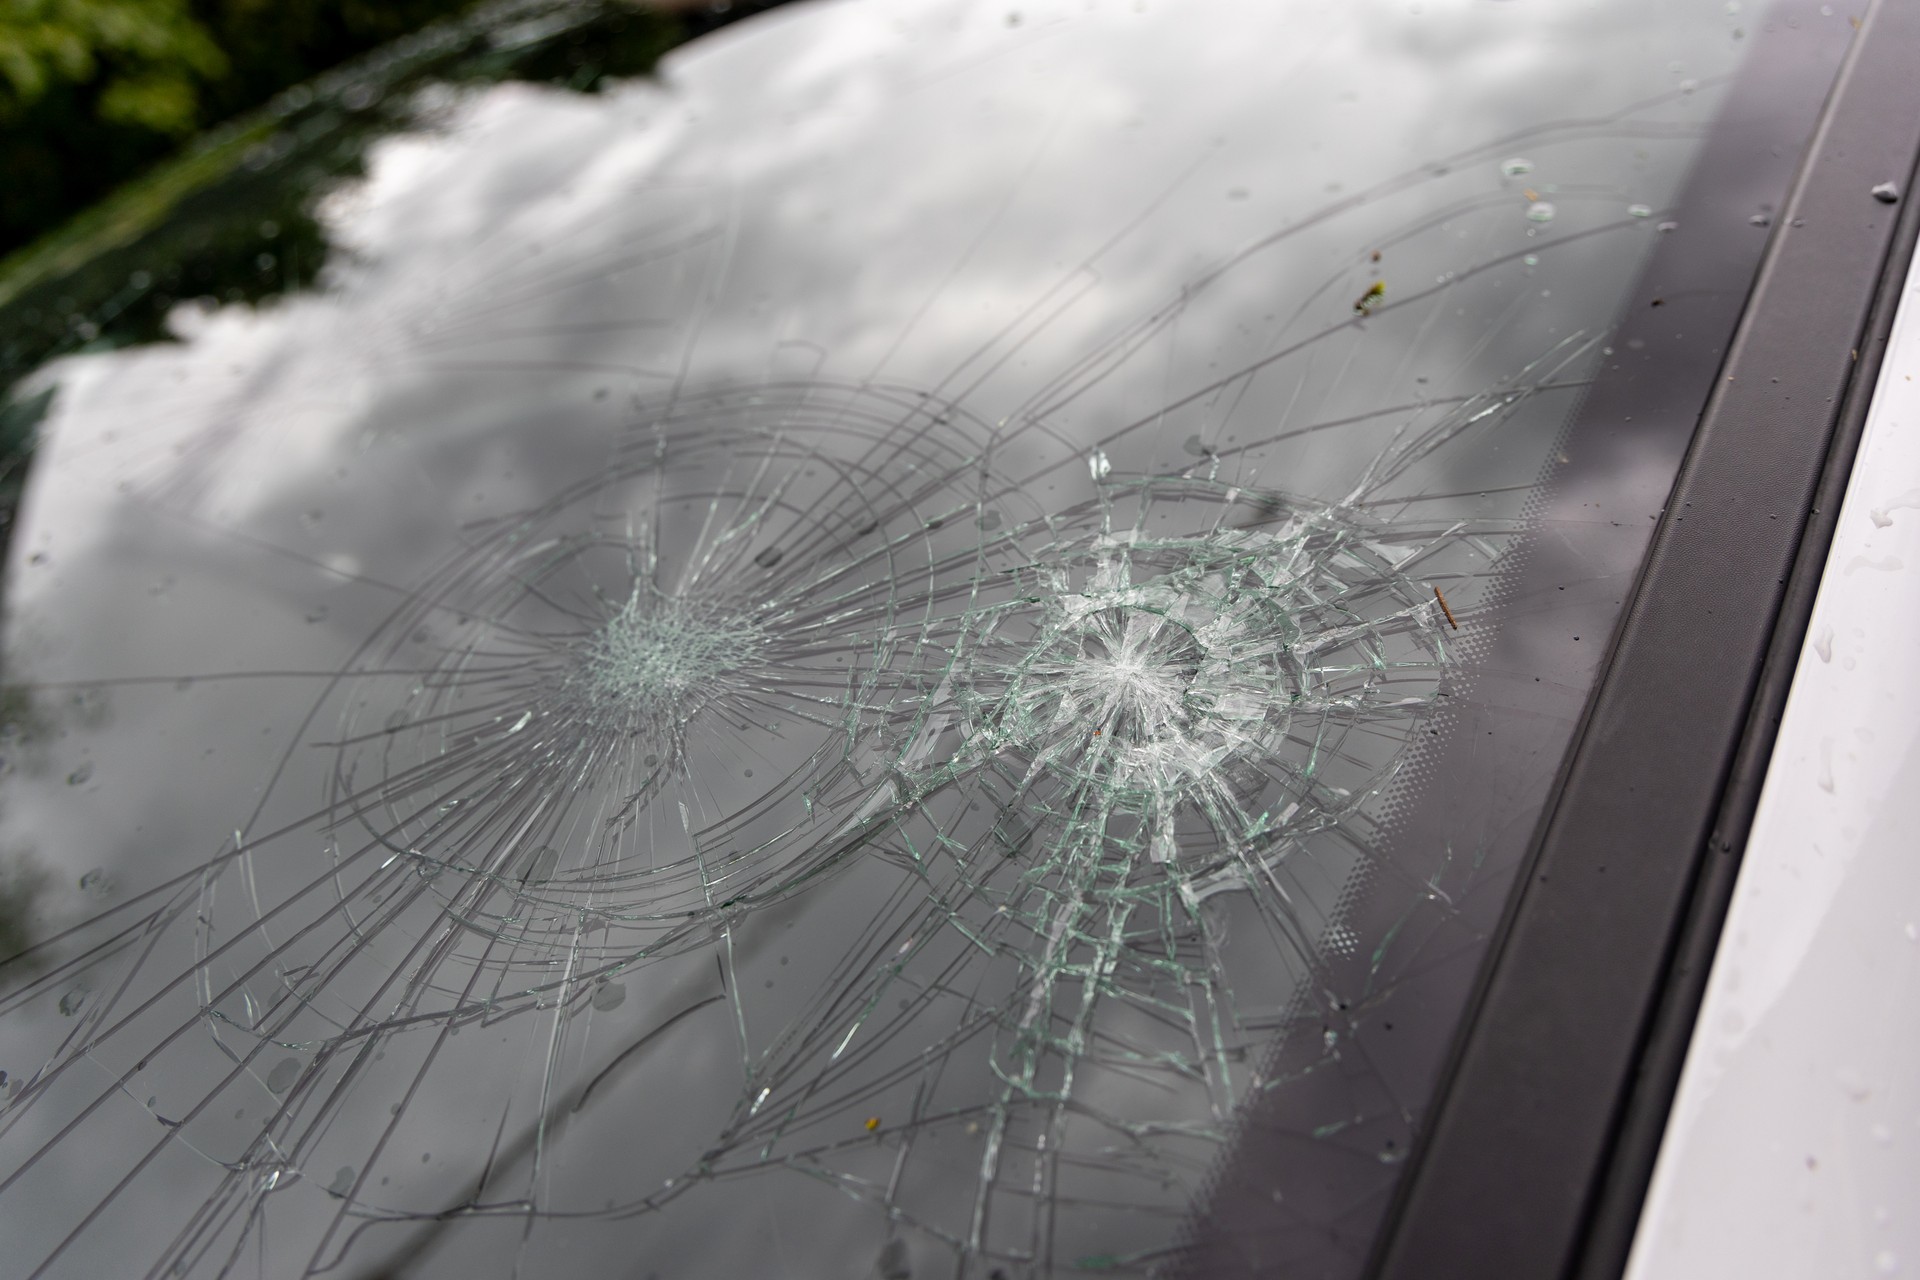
[0,1,1849,1276]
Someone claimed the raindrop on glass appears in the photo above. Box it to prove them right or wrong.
[519,845,560,885]
[265,1057,301,1094]
[876,1238,912,1280]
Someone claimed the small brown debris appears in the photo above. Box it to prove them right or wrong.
[1370,249,1382,262]
[1433,586,1459,630]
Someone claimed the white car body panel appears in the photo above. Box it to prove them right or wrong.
[1626,220,1920,1280]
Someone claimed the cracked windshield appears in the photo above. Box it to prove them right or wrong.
[0,0,1846,1276]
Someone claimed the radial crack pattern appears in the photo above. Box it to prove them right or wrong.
[0,0,1755,1273]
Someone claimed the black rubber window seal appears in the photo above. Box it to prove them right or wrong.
[1366,3,1920,1278]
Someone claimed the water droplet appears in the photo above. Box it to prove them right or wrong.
[79,869,112,899]
[1657,221,1680,233]
[1749,213,1771,227]
[66,762,93,787]
[1525,202,1556,223]
[519,845,560,885]
[876,1238,912,1280]
[265,1057,301,1094]
[753,546,784,570]
[1628,204,1653,218]
[1872,181,1901,204]
[327,1166,355,1196]
[592,981,627,1012]
[58,989,87,1017]
[1088,448,1111,480]
[1501,157,1533,177]
[1523,254,1539,267]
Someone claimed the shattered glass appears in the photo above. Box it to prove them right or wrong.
[0,0,1846,1275]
